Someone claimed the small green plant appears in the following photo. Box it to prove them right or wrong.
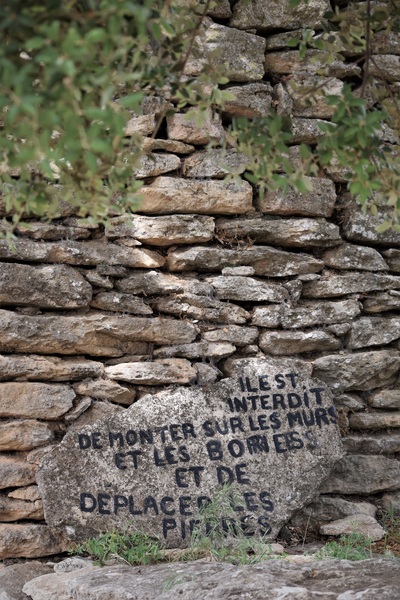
[73,527,166,566]
[315,532,374,561]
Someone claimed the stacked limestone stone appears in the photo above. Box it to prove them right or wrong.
[1,0,400,559]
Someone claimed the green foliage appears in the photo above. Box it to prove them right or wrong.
[73,528,166,566]
[315,532,374,561]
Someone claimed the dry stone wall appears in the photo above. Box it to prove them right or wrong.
[1,0,400,559]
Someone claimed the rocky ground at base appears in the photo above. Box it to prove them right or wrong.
[1,554,400,600]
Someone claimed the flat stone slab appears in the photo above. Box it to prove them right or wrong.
[22,558,400,600]
[37,360,343,547]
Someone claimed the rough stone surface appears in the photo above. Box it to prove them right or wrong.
[383,248,400,272]
[16,222,90,241]
[320,455,400,494]
[302,273,400,298]
[276,76,344,119]
[0,562,53,600]
[22,558,400,600]
[124,114,155,136]
[0,310,197,356]
[154,342,236,360]
[312,351,400,392]
[367,389,400,409]
[260,178,336,217]
[265,50,360,78]
[0,420,54,451]
[166,109,225,145]
[369,55,400,81]
[216,217,341,248]
[231,0,330,31]
[0,382,74,421]
[290,496,376,530]
[0,239,165,267]
[0,457,36,490]
[167,246,324,277]
[0,263,92,309]
[252,300,361,329]
[206,276,289,302]
[133,153,181,179]
[363,291,400,313]
[152,295,249,325]
[347,317,400,349]
[139,177,253,215]
[90,292,153,315]
[107,215,215,246]
[322,243,388,271]
[116,271,212,296]
[142,138,195,154]
[73,379,136,406]
[259,330,341,355]
[290,118,329,144]
[382,492,400,516]
[8,485,41,501]
[222,83,273,118]
[342,201,400,246]
[182,149,247,179]
[37,361,342,546]
[185,20,266,82]
[104,359,197,385]
[0,495,43,521]
[320,514,386,542]
[0,355,104,382]
[349,411,400,431]
[343,434,400,455]
[0,524,68,560]
[203,326,258,347]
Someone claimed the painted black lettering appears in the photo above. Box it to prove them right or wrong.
[143,496,158,515]
[287,393,302,409]
[245,376,258,392]
[162,518,177,539]
[233,396,248,412]
[154,425,168,442]
[286,372,298,388]
[98,493,111,515]
[273,433,287,453]
[287,411,303,428]
[258,515,272,534]
[248,416,260,432]
[248,395,259,410]
[235,463,250,484]
[269,412,281,430]
[260,395,271,410]
[217,465,234,485]
[126,450,142,468]
[206,440,223,461]
[244,491,258,511]
[246,434,269,455]
[125,430,137,446]
[272,394,286,410]
[179,496,193,516]
[315,407,329,427]
[109,431,124,448]
[160,497,175,516]
[114,452,127,469]
[178,445,190,463]
[114,495,128,515]
[239,376,246,392]
[189,466,205,487]
[302,409,315,427]
[92,432,102,449]
[175,467,188,488]
[197,496,211,510]
[258,414,270,430]
[129,496,142,515]
[153,448,166,467]
[164,445,178,465]
[202,420,215,437]
[259,375,271,391]
[181,422,196,439]
[227,439,245,458]
[169,424,182,442]
[80,493,96,512]
[78,434,91,449]
[286,431,304,450]
[328,405,338,424]
[139,429,153,445]
[309,387,325,405]
[215,419,229,435]
[274,373,286,389]
[259,491,274,512]
[230,416,244,434]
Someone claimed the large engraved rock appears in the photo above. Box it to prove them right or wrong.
[37,360,343,547]
[0,264,92,309]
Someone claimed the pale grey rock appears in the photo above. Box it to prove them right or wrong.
[276,76,344,119]
[221,266,255,276]
[312,351,400,392]
[54,557,94,573]
[349,411,400,431]
[320,514,386,542]
[230,0,330,31]
[0,524,68,560]
[347,317,400,349]
[369,55,400,81]
[139,177,253,215]
[259,330,341,355]
[152,295,250,324]
[69,401,123,431]
[0,263,92,309]
[0,457,36,490]
[222,83,273,118]
[73,379,136,406]
[0,495,43,522]
[223,357,313,380]
[15,222,90,240]
[363,291,400,313]
[383,249,400,271]
[382,492,400,516]
[182,149,247,178]
[290,118,329,144]
[185,19,266,83]
[167,246,324,277]
[90,292,153,315]
[0,420,54,451]
[216,217,341,248]
[372,31,400,55]
[105,359,197,385]
[117,271,213,296]
[320,455,400,494]
[95,265,128,277]
[195,363,221,386]
[142,138,195,154]
[343,433,400,455]
[0,382,75,419]
[8,485,41,501]
[252,300,361,329]
[133,153,181,178]
[0,310,197,356]
[322,243,388,271]
[84,270,113,289]
[167,109,224,145]
[206,276,289,302]
[0,239,165,267]
[326,323,351,336]
[290,496,376,531]
[0,355,104,382]
[203,326,258,347]
[265,50,360,78]
[124,114,155,136]
[37,361,342,546]
[0,562,52,600]
[303,273,400,298]
[64,397,92,422]
[26,446,55,465]
[282,280,303,305]
[154,342,236,360]
[367,389,400,409]
[334,393,365,412]
[342,201,400,246]
[106,215,215,246]
[265,30,303,51]
[20,559,400,600]
[260,178,336,217]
